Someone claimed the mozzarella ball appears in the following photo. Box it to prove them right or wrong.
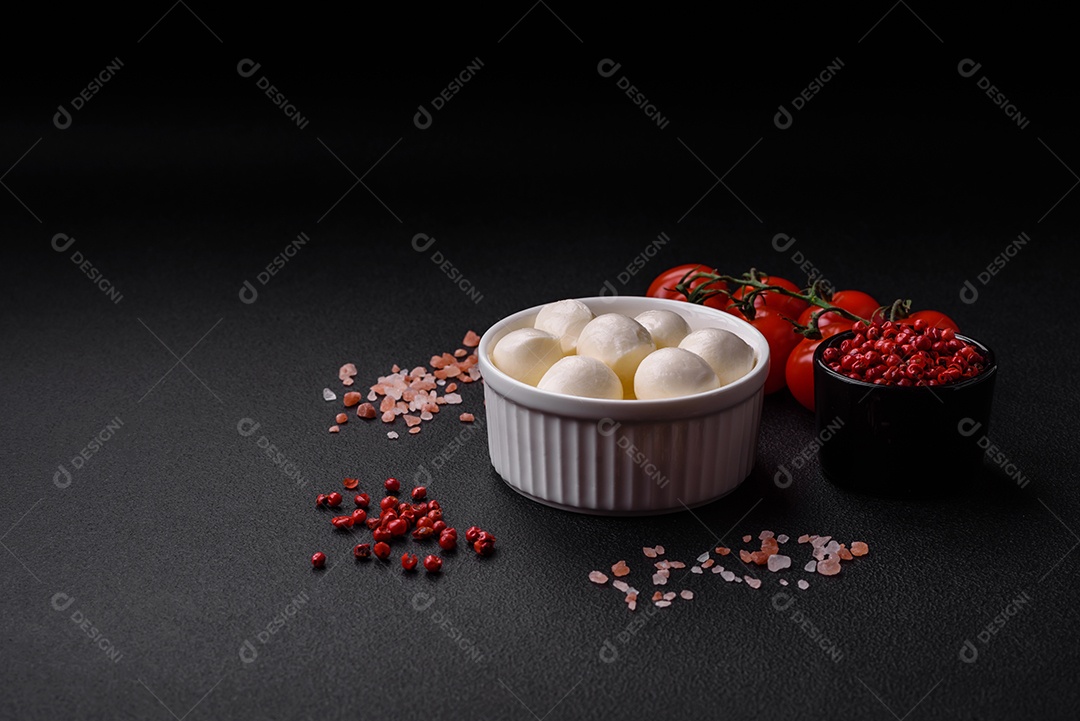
[491,328,564,386]
[678,328,755,386]
[634,309,691,349]
[576,314,656,399]
[538,356,623,400]
[634,348,720,400]
[534,299,595,354]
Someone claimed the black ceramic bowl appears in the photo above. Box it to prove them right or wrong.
[813,331,997,495]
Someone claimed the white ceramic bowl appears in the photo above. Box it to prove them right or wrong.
[478,296,770,515]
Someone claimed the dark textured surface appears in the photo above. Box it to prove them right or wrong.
[3,6,1079,720]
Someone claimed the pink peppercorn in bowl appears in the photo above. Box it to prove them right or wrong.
[813,329,997,496]
[477,296,771,515]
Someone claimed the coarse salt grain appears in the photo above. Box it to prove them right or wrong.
[777,534,789,544]
[759,530,774,540]
[652,573,668,586]
[323,388,337,401]
[797,580,809,590]
[817,557,841,576]
[721,571,735,582]
[767,554,791,572]
[691,566,703,574]
[654,600,671,608]
[745,577,762,589]
[387,431,399,439]
[589,571,609,584]
[680,590,694,600]
[804,560,816,573]
[780,579,789,586]
[613,580,629,592]
[711,566,723,574]
[697,552,710,563]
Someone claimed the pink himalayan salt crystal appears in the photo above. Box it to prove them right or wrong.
[691,566,703,574]
[734,576,743,583]
[643,547,657,558]
[777,534,789,544]
[851,541,869,557]
[798,534,810,544]
[823,540,841,556]
[408,427,421,435]
[745,577,762,589]
[454,349,467,358]
[443,393,463,405]
[419,411,433,421]
[381,411,395,423]
[459,413,475,423]
[654,561,670,570]
[811,535,832,548]
[721,571,735,582]
[817,556,841,576]
[379,397,396,413]
[767,554,791,572]
[323,388,337,401]
[462,330,481,346]
[742,535,752,543]
[367,391,377,402]
[654,545,665,556]
[613,580,629,592]
[712,566,723,574]
[446,383,458,393]
[627,600,637,611]
[339,363,357,380]
[669,561,685,569]
[404,415,422,428]
[589,571,609,584]
[387,431,399,439]
[759,530,774,541]
[651,591,663,601]
[342,377,354,387]
[651,573,668,586]
[611,560,630,577]
[328,425,340,433]
[663,592,676,601]
[654,600,672,608]
[343,392,361,407]
[702,559,715,569]
[780,579,789,586]
[804,560,817,573]
[680,590,694,600]
[696,552,709,563]
[357,403,376,419]
[797,579,809,590]
[335,413,348,424]
[838,545,854,561]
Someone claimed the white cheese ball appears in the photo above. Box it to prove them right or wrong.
[634,309,691,349]
[538,356,623,400]
[634,348,720,400]
[576,314,656,399]
[678,328,755,386]
[491,328,564,386]
[534,299,595,354]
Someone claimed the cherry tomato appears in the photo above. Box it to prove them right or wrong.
[785,322,853,411]
[796,289,881,330]
[900,310,960,332]
[750,309,804,394]
[646,264,729,311]
[731,275,808,320]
